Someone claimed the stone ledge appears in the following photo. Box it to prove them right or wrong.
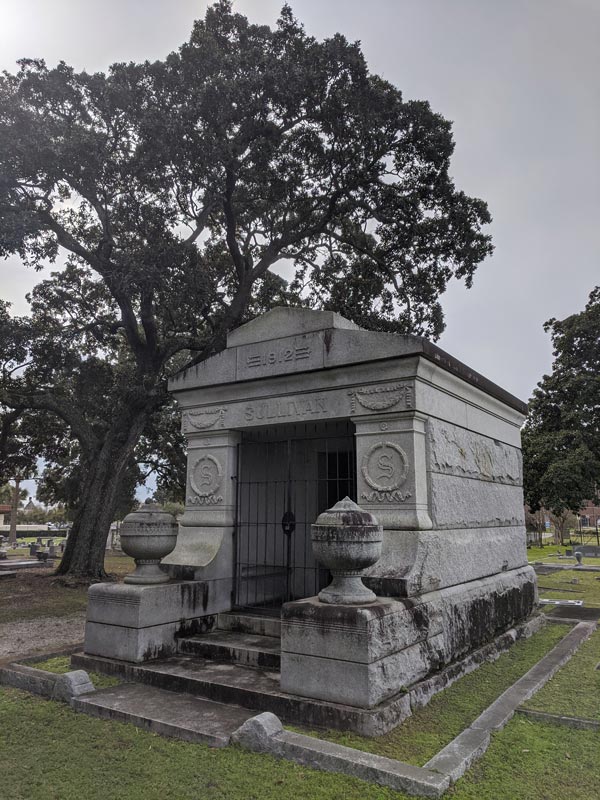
[516,708,600,731]
[424,621,596,783]
[231,712,450,798]
[0,662,94,705]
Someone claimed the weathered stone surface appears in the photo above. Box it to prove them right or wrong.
[231,717,451,798]
[281,635,444,708]
[0,663,94,705]
[0,663,57,697]
[86,581,213,628]
[364,526,529,595]
[120,502,178,585]
[424,726,490,783]
[281,597,442,664]
[408,614,544,711]
[226,307,360,348]
[84,580,221,663]
[75,682,254,747]
[230,711,283,751]
[281,567,537,708]
[52,670,94,703]
[430,473,525,529]
[428,419,522,484]
[311,498,382,605]
[355,414,432,531]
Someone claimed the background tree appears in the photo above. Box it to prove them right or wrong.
[523,286,600,544]
[0,2,492,579]
[0,387,37,543]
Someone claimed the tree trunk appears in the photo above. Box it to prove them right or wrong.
[8,478,20,545]
[55,409,150,581]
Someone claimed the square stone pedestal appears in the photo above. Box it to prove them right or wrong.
[280,566,537,709]
[280,597,444,708]
[84,581,212,663]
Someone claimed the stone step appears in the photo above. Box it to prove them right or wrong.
[217,611,281,639]
[71,652,409,735]
[73,682,255,747]
[179,630,281,669]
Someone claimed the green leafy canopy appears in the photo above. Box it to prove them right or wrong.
[523,287,600,516]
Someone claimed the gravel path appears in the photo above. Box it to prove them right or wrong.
[0,613,86,661]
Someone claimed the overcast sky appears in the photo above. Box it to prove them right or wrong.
[1,0,598,406]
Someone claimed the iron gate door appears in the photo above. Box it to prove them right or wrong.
[234,420,356,611]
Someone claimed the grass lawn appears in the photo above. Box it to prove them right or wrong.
[0,553,134,625]
[537,569,600,607]
[291,623,570,766]
[523,628,600,720]
[0,685,598,800]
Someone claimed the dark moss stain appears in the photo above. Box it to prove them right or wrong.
[141,642,175,662]
[175,615,216,639]
[170,565,195,581]
[178,581,209,611]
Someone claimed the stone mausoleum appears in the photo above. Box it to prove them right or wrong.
[80,308,537,732]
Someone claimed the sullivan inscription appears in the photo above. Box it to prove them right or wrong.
[244,396,328,422]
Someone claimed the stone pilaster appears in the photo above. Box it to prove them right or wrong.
[163,429,241,614]
[354,413,432,531]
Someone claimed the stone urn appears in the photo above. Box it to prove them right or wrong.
[311,497,382,605]
[120,500,178,585]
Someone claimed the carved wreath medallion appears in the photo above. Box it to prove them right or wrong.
[189,454,223,498]
[361,441,409,492]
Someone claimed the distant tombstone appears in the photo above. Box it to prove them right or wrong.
[36,537,43,545]
[0,535,5,546]
[575,551,583,566]
[46,539,54,547]
[59,541,66,554]
[0,549,7,560]
[29,543,39,556]
[48,545,58,558]
[566,548,573,556]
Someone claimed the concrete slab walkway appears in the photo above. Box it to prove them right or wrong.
[74,683,256,747]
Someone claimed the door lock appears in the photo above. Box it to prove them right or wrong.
[281,510,296,536]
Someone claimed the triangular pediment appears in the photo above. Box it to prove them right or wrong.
[226,307,361,348]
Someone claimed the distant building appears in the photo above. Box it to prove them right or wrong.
[0,504,11,525]
[578,500,600,529]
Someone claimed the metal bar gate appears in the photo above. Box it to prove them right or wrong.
[233,420,356,612]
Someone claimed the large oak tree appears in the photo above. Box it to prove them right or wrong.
[0,2,492,579]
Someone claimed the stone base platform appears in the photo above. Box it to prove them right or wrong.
[73,683,255,747]
[281,566,537,708]
[72,613,543,737]
[83,580,217,663]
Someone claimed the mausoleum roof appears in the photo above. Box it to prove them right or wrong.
[170,307,526,413]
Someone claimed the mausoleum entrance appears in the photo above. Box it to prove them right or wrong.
[234,419,356,611]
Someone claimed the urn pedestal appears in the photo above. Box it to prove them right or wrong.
[120,501,178,585]
[311,498,382,604]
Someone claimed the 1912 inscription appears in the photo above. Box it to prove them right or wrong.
[246,345,311,369]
